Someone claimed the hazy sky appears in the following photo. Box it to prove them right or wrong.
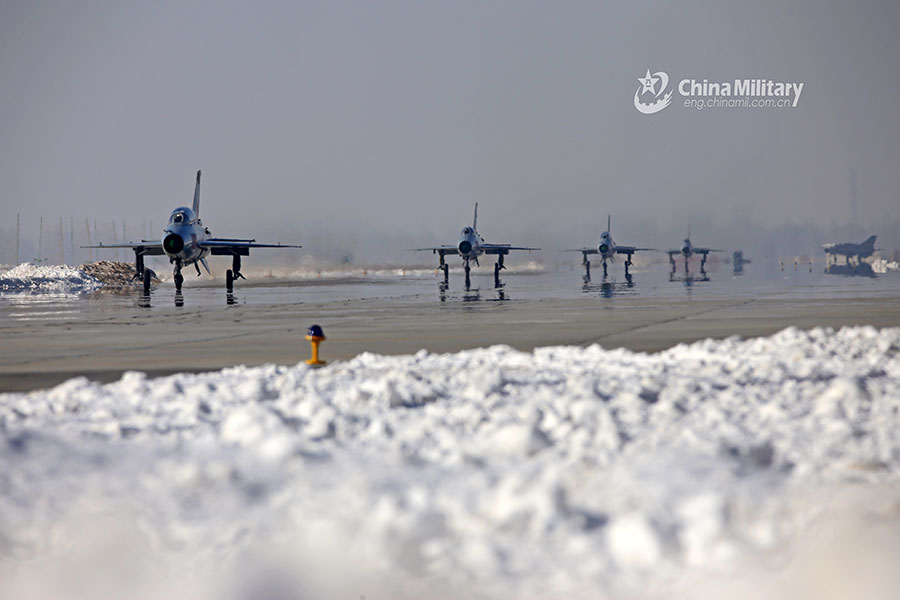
[2,1,899,262]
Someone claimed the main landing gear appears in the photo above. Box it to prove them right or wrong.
[225,255,246,292]
[493,253,506,288]
[439,252,449,284]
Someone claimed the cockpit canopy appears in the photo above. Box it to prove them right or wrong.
[169,207,195,225]
[461,227,474,236]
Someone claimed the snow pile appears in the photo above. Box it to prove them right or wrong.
[0,262,103,292]
[80,260,148,285]
[1,327,900,599]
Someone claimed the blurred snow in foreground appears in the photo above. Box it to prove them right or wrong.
[1,326,900,599]
[0,262,103,292]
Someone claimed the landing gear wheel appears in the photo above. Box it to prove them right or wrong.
[142,269,151,295]
[226,269,235,291]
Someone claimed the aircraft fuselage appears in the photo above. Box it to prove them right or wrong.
[598,231,616,260]
[162,206,210,266]
[457,227,485,261]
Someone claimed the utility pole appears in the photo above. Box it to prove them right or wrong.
[85,217,93,262]
[37,214,44,263]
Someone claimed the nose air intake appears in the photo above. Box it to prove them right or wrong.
[458,240,472,254]
[163,233,185,254]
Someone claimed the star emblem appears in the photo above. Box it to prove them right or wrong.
[637,69,659,95]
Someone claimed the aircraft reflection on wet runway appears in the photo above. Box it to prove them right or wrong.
[581,277,637,298]
[669,271,710,285]
[439,276,509,302]
[825,263,877,278]
[137,289,241,308]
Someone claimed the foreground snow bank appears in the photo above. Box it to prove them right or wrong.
[0,262,103,292]
[2,327,900,599]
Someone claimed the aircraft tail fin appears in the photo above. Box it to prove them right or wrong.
[607,214,611,234]
[688,224,691,239]
[192,170,201,217]
[863,234,877,249]
[473,202,478,231]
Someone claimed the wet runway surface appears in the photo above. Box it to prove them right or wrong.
[2,265,900,391]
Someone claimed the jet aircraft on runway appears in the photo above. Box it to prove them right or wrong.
[564,215,655,281]
[85,171,301,295]
[667,225,720,275]
[414,203,539,287]
[823,235,877,264]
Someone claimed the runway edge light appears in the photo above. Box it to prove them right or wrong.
[306,324,326,366]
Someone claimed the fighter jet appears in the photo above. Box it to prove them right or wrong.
[823,235,877,264]
[85,171,301,295]
[413,203,539,286]
[667,225,720,275]
[564,215,654,280]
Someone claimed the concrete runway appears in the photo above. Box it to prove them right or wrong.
[3,268,900,392]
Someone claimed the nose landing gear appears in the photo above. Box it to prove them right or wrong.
[173,260,184,292]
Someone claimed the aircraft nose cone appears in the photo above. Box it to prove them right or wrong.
[682,247,690,254]
[458,240,472,254]
[163,233,185,255]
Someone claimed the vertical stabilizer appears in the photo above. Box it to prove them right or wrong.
[192,170,202,217]
[473,202,478,231]
[863,234,877,249]
[687,224,691,240]
[607,214,611,234]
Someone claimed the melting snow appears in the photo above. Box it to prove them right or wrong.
[1,326,900,599]
[0,263,103,292]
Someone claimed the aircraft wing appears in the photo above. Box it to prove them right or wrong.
[615,246,656,254]
[563,248,599,255]
[481,243,540,254]
[199,239,301,257]
[693,247,722,255]
[411,245,458,255]
[199,239,301,249]
[82,241,165,255]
